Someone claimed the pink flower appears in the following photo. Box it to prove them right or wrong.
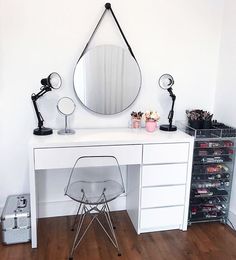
[144,111,160,122]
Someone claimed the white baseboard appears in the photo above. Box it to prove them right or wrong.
[228,210,236,230]
[38,195,126,218]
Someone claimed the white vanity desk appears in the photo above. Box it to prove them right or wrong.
[29,128,194,248]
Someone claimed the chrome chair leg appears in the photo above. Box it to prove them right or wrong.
[69,203,121,259]
[105,198,116,229]
[103,196,121,256]
[94,193,121,255]
[69,204,87,259]
[71,203,82,231]
[69,191,122,259]
[69,205,99,259]
[71,193,85,231]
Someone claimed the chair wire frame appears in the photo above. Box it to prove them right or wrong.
[64,155,125,260]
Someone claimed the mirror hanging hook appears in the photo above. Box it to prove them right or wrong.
[105,3,111,9]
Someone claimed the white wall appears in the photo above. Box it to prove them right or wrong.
[0,0,223,213]
[214,0,236,226]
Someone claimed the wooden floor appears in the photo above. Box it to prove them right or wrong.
[1,211,236,260]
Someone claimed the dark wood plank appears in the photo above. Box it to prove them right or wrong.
[1,211,236,260]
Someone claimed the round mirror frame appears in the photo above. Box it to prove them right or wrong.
[73,44,142,115]
[57,97,76,116]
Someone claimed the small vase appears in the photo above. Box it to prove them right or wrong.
[145,120,157,132]
[131,118,141,129]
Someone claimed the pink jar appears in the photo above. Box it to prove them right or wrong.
[145,120,157,132]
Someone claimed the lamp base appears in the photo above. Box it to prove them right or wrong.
[160,124,177,131]
[33,127,53,135]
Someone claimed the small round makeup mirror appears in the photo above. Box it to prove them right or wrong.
[57,97,76,135]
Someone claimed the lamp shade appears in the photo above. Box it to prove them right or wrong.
[41,72,62,89]
[159,74,174,90]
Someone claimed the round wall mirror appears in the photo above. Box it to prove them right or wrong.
[73,44,142,115]
[57,97,76,135]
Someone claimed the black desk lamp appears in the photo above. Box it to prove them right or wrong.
[159,74,177,131]
[31,72,62,135]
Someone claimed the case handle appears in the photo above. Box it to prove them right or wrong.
[17,197,27,208]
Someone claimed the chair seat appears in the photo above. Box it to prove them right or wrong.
[65,180,124,204]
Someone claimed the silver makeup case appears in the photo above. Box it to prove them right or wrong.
[1,194,31,244]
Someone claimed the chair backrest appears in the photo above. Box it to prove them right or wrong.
[65,155,125,196]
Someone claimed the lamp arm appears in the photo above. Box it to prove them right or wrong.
[31,86,51,101]
[32,99,44,128]
[167,87,176,128]
[31,86,52,129]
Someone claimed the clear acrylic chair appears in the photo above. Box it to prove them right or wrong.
[65,155,125,260]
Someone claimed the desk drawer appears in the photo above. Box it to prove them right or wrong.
[143,143,189,164]
[34,145,142,170]
[142,164,187,187]
[140,206,184,230]
[141,185,185,208]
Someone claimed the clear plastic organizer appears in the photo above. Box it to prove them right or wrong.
[176,120,236,224]
[176,121,236,139]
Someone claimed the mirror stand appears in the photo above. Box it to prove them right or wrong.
[58,115,75,135]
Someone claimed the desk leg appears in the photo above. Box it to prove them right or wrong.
[29,148,37,248]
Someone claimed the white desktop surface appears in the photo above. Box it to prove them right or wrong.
[30,128,193,147]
